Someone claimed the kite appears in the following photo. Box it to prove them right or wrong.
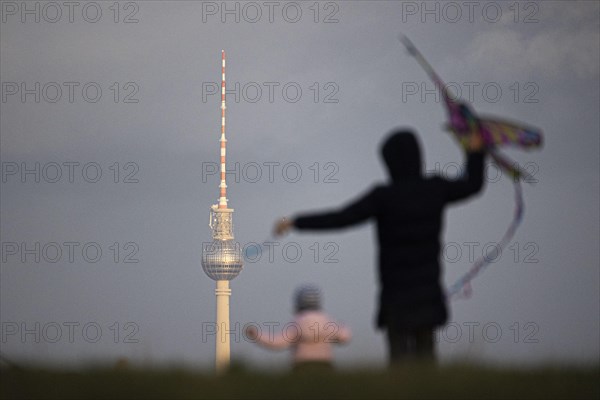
[399,35,543,299]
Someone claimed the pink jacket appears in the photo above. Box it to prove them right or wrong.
[255,311,351,363]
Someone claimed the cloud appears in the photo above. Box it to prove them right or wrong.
[447,9,599,80]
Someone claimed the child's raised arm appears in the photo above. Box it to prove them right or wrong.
[245,326,291,350]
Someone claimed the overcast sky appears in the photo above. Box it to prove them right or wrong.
[1,1,598,370]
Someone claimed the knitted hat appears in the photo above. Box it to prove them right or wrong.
[295,284,322,312]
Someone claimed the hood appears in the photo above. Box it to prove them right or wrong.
[381,129,422,182]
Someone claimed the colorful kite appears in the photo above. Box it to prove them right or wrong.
[399,35,543,299]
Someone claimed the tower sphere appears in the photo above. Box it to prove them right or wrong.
[202,239,243,281]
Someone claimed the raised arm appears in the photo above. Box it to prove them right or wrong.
[443,129,486,203]
[443,150,485,203]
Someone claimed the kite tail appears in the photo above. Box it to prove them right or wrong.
[446,179,524,300]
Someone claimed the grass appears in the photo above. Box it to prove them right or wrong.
[1,363,598,399]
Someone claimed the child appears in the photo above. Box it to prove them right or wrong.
[245,284,351,370]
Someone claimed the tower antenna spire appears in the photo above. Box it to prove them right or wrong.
[219,50,228,209]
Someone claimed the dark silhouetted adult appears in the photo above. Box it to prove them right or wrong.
[275,129,485,364]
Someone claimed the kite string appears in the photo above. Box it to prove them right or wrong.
[447,178,524,300]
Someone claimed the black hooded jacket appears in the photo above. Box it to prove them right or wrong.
[294,131,485,330]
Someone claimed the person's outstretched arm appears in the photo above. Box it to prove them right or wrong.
[246,326,291,350]
[287,188,379,232]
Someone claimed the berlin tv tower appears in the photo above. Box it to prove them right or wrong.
[201,50,244,373]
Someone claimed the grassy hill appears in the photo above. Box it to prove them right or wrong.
[1,363,598,399]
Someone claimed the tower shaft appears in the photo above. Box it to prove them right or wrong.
[215,280,231,373]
